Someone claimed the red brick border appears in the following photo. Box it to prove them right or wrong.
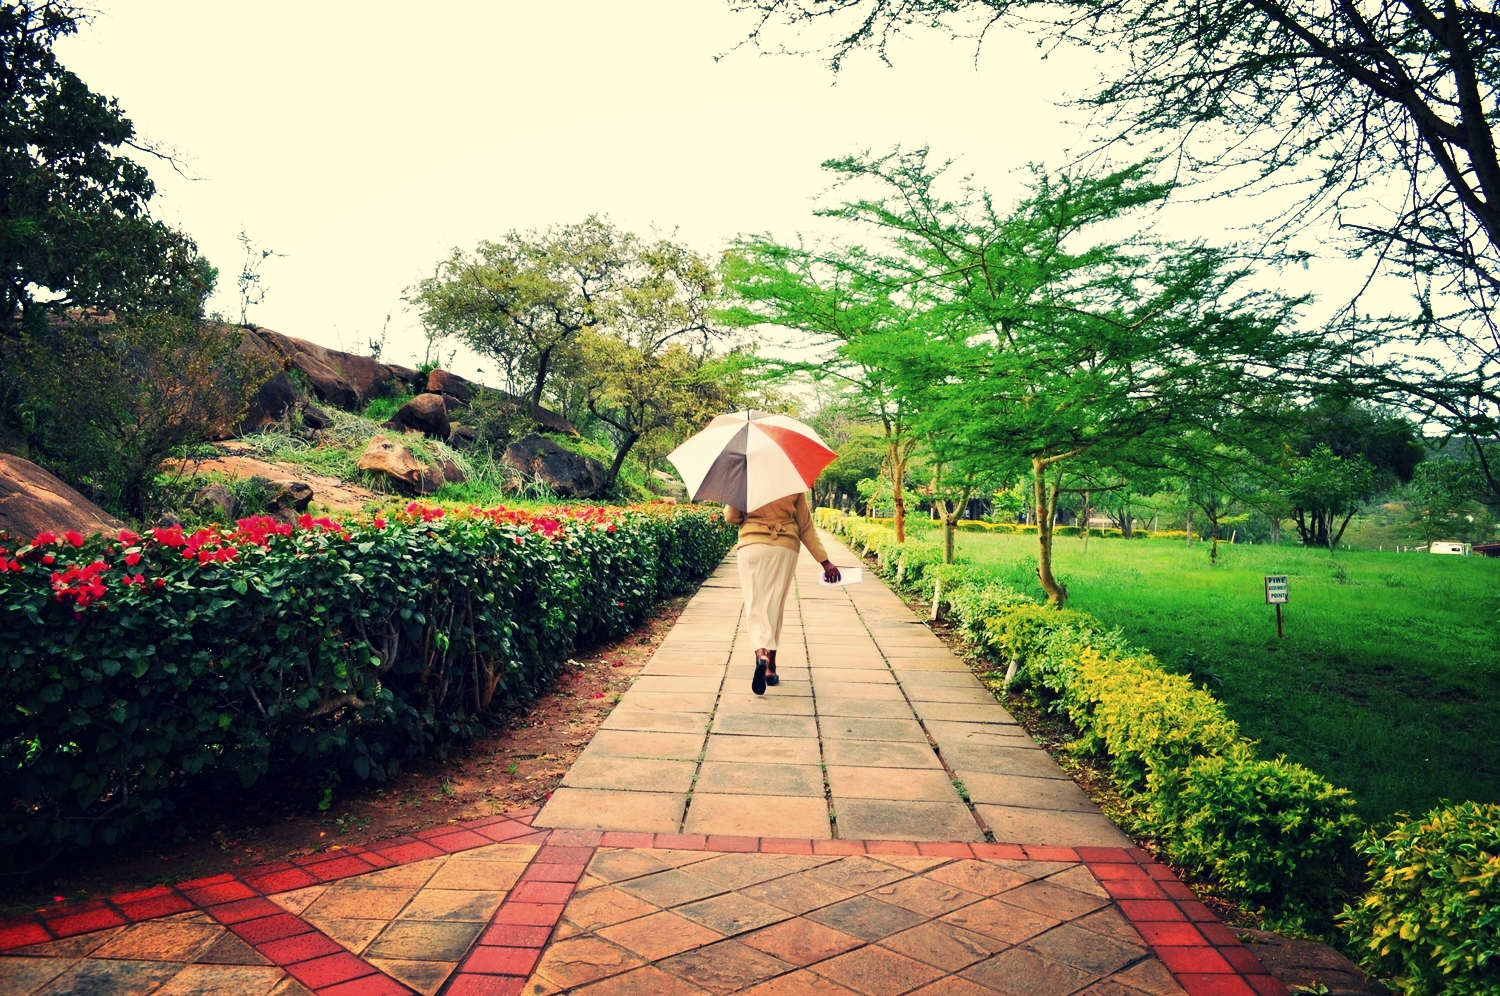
[0,810,1283,996]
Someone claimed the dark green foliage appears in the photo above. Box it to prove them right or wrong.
[4,315,271,518]
[1,3,215,325]
[0,504,735,865]
[1340,801,1500,996]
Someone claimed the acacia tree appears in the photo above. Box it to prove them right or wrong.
[730,0,1500,504]
[823,149,1331,606]
[720,240,923,541]
[412,216,630,411]
[578,238,739,491]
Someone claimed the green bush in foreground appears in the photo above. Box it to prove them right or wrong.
[1340,802,1500,996]
[0,502,735,863]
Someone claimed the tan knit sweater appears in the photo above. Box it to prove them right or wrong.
[723,493,829,562]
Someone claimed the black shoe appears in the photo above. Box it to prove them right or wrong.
[752,657,769,696]
[766,670,780,686]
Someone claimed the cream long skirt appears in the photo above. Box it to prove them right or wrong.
[737,544,800,652]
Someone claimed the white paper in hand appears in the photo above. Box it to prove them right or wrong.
[820,566,863,586]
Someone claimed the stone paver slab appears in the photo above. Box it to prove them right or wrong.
[941,746,1068,779]
[695,761,826,797]
[712,714,820,738]
[682,794,833,839]
[601,710,713,734]
[717,694,817,717]
[816,698,916,719]
[820,718,929,743]
[822,740,943,770]
[974,806,1132,848]
[834,800,984,842]
[956,773,1097,813]
[583,730,707,761]
[827,767,961,803]
[704,735,822,766]
[542,788,687,833]
[564,756,699,794]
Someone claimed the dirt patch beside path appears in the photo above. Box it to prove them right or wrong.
[0,593,690,916]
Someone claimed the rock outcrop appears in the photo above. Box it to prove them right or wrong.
[427,368,474,404]
[387,393,451,439]
[243,327,422,410]
[502,434,608,498]
[0,453,126,540]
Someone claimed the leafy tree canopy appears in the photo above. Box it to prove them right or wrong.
[2,2,214,326]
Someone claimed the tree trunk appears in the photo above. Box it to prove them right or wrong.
[1081,492,1092,553]
[1185,507,1194,546]
[1209,510,1220,564]
[530,346,553,413]
[1033,458,1067,607]
[891,443,908,543]
[604,430,640,493]
[939,499,959,564]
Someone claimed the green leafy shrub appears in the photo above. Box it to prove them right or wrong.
[1149,742,1362,927]
[1340,802,1500,996]
[0,502,734,862]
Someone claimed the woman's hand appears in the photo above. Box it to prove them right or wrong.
[822,560,842,584]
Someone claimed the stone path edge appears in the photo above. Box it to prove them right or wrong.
[0,808,1289,996]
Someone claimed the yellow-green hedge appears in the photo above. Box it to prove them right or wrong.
[1338,801,1500,996]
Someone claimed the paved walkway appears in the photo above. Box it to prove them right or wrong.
[537,534,1127,848]
[0,536,1302,996]
[0,816,1292,996]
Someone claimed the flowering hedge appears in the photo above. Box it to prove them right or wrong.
[0,503,735,861]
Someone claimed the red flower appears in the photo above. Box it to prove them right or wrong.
[153,578,166,589]
[117,529,139,544]
[64,530,84,547]
[34,531,57,545]
[124,552,141,566]
[42,554,54,565]
[373,517,387,529]
[153,525,186,548]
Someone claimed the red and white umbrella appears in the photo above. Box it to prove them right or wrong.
[668,410,836,511]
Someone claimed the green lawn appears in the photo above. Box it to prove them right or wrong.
[951,529,1500,821]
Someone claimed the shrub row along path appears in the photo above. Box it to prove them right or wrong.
[538,532,1130,847]
[0,534,1298,996]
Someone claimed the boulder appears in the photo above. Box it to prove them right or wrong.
[356,436,461,495]
[502,434,608,498]
[0,453,126,540]
[387,393,451,439]
[266,480,313,513]
[239,371,300,433]
[447,425,478,449]
[427,368,474,403]
[302,405,333,431]
[195,482,239,521]
[245,327,423,410]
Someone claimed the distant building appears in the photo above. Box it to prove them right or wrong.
[1430,541,1473,555]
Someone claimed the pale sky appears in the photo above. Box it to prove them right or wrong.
[58,1,1383,383]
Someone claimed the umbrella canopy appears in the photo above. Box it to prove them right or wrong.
[667,410,837,511]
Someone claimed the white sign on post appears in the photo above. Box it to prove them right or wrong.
[1264,575,1289,604]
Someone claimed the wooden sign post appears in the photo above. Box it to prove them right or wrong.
[1264,575,1289,638]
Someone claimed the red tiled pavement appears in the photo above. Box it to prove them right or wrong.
[0,811,1289,996]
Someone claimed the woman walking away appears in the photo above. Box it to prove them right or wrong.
[725,492,840,695]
